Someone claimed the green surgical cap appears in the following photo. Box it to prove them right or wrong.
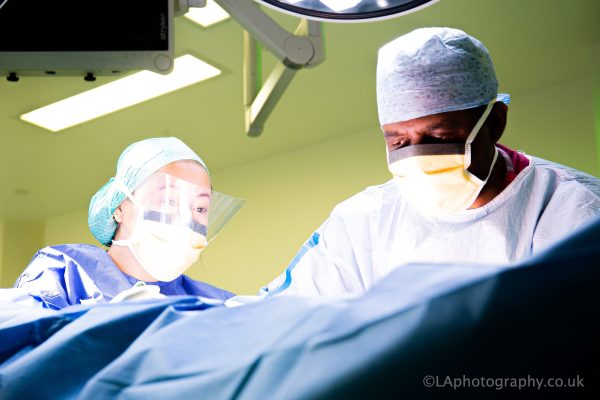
[88,137,208,246]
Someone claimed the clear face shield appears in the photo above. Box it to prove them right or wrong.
[130,172,245,243]
[113,173,245,281]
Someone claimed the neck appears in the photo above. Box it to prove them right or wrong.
[107,244,158,282]
[470,151,507,209]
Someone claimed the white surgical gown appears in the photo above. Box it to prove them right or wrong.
[264,155,600,296]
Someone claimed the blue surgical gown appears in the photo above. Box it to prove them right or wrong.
[14,244,234,309]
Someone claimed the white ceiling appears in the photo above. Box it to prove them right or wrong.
[1,0,598,220]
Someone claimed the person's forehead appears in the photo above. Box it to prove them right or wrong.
[155,160,210,187]
[137,174,212,203]
[383,107,481,133]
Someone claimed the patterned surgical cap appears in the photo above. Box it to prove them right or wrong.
[377,27,509,125]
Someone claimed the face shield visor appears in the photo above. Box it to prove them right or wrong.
[112,173,245,281]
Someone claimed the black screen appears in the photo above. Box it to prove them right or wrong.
[0,0,169,51]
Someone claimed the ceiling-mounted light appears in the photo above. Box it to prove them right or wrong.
[21,54,221,132]
[254,0,438,22]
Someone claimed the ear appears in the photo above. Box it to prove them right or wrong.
[113,204,124,224]
[487,101,508,143]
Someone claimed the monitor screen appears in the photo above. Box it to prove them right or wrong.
[0,0,174,76]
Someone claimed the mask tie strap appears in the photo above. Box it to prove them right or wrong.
[484,147,499,182]
[464,100,496,169]
[113,178,144,210]
[111,178,144,247]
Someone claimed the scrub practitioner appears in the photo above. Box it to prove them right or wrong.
[263,27,600,296]
[14,137,243,309]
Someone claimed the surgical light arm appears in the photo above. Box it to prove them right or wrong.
[214,0,324,136]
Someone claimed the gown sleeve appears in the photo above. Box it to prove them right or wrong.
[262,211,368,297]
[533,180,600,254]
[14,247,104,310]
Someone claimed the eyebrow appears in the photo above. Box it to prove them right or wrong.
[425,119,466,133]
[157,185,179,191]
[426,121,449,131]
[383,121,457,137]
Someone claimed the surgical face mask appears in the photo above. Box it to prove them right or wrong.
[112,173,244,282]
[387,101,498,217]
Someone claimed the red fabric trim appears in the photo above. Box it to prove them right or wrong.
[496,143,530,190]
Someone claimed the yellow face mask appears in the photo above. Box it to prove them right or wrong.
[387,101,498,217]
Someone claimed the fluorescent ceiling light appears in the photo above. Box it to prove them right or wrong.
[185,0,229,27]
[21,54,221,132]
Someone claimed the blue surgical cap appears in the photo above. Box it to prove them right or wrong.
[88,137,208,246]
[377,27,510,125]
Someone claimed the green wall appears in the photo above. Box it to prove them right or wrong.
[0,219,44,288]
[197,126,390,294]
[1,72,598,293]
[161,72,600,294]
[592,42,600,173]
[44,208,96,246]
[0,219,4,285]
[12,126,390,295]
[503,76,598,175]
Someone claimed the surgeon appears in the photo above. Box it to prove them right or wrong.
[14,137,244,309]
[263,27,600,296]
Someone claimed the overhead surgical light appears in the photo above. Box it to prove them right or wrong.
[254,0,439,22]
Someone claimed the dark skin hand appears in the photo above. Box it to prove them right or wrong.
[382,102,509,209]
